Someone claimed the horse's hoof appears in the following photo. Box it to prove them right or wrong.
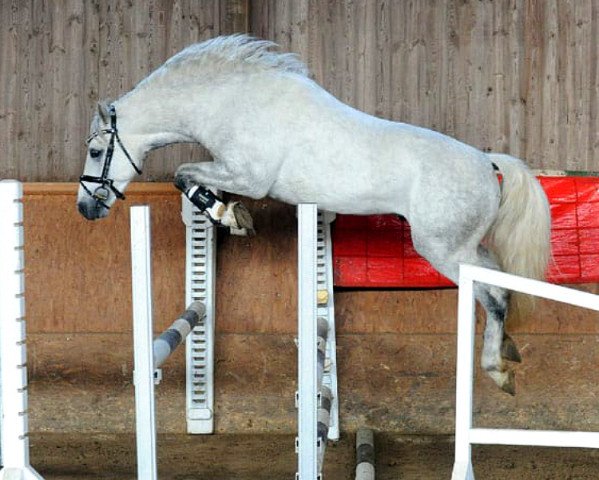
[501,334,522,363]
[231,202,255,236]
[487,368,516,396]
[500,370,516,396]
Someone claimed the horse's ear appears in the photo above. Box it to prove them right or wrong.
[97,101,110,124]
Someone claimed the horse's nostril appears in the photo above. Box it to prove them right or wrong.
[77,201,97,220]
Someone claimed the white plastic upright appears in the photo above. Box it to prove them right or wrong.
[297,204,319,480]
[316,211,339,441]
[130,206,158,480]
[0,180,44,480]
[451,269,476,480]
[181,197,216,434]
[451,264,599,480]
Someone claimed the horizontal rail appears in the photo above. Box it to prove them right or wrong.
[23,182,179,196]
[469,428,599,449]
[460,264,599,311]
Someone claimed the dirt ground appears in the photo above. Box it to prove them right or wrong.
[28,433,599,479]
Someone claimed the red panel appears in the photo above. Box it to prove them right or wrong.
[333,176,599,287]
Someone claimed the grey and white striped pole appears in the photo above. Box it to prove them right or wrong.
[355,429,375,480]
[153,301,206,369]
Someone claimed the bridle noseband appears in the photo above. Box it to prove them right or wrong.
[79,105,142,209]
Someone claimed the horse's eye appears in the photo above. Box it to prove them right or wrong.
[89,148,103,159]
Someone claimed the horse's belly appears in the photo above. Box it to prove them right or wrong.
[268,172,409,216]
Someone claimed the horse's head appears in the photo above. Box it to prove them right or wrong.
[77,101,143,220]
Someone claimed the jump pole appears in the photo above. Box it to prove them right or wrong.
[0,180,44,480]
[355,429,375,480]
[130,205,206,480]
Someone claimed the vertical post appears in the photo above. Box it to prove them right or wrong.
[130,206,158,480]
[316,212,339,442]
[451,266,476,480]
[297,204,319,480]
[0,180,44,480]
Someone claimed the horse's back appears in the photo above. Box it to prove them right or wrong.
[237,73,499,222]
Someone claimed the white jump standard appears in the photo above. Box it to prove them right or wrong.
[452,264,599,480]
[296,204,340,479]
[0,180,44,480]
[130,205,207,480]
[182,197,217,434]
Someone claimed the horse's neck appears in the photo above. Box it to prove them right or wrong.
[116,73,291,155]
[115,89,200,151]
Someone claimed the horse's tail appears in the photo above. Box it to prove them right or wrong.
[486,153,551,281]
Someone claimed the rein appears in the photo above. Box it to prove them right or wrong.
[79,105,142,209]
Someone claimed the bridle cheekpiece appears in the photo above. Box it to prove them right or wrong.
[79,105,142,209]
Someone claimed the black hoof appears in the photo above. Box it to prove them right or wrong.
[500,370,516,396]
[501,334,522,363]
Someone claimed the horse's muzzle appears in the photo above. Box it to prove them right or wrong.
[77,198,108,221]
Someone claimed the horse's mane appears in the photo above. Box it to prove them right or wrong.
[135,35,308,91]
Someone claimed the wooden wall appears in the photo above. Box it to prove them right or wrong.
[23,184,599,336]
[0,0,248,182]
[252,0,599,172]
[1,0,597,182]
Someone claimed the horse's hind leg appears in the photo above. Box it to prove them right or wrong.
[474,277,517,395]
[413,233,519,394]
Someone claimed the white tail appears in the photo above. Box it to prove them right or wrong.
[487,154,551,281]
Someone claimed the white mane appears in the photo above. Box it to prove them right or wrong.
[136,35,308,91]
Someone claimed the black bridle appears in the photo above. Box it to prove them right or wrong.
[79,105,142,209]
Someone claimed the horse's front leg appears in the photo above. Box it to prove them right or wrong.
[174,162,255,235]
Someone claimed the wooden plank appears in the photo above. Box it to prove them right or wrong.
[220,0,249,34]
[506,0,526,158]
[571,0,592,172]
[24,182,179,195]
[335,285,599,335]
[0,0,19,178]
[538,0,559,168]
[13,0,34,179]
[23,189,186,333]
